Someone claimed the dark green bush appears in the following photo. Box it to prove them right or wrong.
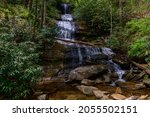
[0,18,41,99]
[0,39,41,99]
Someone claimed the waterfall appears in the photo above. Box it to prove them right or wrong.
[57,4,125,82]
[57,4,102,68]
[102,47,125,83]
[57,14,75,40]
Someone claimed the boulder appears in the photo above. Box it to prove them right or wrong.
[93,90,109,99]
[101,95,109,100]
[81,79,96,86]
[103,74,111,83]
[138,95,148,100]
[76,85,98,95]
[95,78,103,84]
[37,94,47,100]
[125,96,139,100]
[68,65,107,81]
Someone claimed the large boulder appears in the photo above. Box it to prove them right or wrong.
[68,65,107,81]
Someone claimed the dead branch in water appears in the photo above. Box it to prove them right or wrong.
[130,60,150,75]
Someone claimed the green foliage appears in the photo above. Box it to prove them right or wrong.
[0,0,59,100]
[108,17,150,62]
[126,17,150,37]
[0,11,41,99]
[128,36,150,62]
[126,17,150,62]
[73,0,119,34]
[0,39,41,99]
[37,26,57,46]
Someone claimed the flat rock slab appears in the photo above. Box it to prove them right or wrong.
[116,81,145,90]
[111,94,126,100]
[76,85,98,95]
[81,79,96,86]
[37,94,47,100]
[93,90,109,99]
[35,80,65,92]
[125,96,139,100]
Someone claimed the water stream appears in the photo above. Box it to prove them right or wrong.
[57,4,125,82]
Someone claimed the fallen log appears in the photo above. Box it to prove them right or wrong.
[55,37,97,47]
[131,71,145,81]
[131,60,150,75]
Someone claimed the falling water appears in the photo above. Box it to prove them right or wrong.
[57,4,125,82]
[57,4,102,68]
[102,47,125,83]
[63,4,68,14]
[57,14,75,40]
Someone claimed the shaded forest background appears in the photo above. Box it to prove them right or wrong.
[0,0,150,99]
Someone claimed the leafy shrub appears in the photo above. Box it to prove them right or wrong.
[108,17,150,62]
[126,17,150,37]
[126,17,150,62]
[74,0,119,34]
[128,36,150,62]
[0,18,41,99]
[0,39,41,99]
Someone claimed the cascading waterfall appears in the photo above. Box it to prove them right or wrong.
[57,4,125,82]
[102,47,125,83]
[57,14,75,40]
[57,4,102,67]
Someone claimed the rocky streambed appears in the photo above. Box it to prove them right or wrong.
[32,62,150,100]
[32,3,150,100]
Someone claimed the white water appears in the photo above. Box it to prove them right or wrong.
[57,14,75,40]
[102,47,125,83]
[57,4,125,82]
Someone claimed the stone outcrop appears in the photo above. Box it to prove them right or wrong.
[68,65,107,81]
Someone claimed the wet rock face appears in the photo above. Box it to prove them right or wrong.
[68,65,108,81]
[64,46,108,69]
[42,42,65,62]
[41,42,66,77]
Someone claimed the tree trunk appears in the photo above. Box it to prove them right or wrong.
[110,1,113,36]
[119,0,122,30]
[29,0,33,11]
[41,0,46,28]
[33,0,38,40]
[24,0,29,8]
